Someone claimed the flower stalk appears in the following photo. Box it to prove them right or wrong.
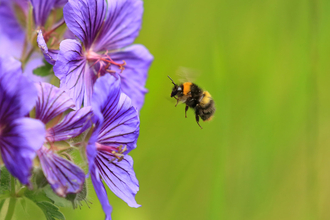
[5,176,17,220]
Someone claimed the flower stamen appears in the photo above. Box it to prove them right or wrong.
[96,143,127,163]
[86,50,126,77]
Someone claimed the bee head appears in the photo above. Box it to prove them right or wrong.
[168,75,179,97]
[171,85,179,97]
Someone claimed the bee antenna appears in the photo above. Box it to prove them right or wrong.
[167,75,177,86]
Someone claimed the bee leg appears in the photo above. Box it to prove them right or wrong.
[185,105,189,118]
[174,97,179,107]
[195,114,203,129]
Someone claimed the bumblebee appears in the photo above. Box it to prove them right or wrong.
[168,75,215,129]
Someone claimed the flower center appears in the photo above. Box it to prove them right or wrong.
[96,143,127,162]
[86,50,126,78]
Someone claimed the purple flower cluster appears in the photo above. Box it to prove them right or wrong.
[0,0,152,219]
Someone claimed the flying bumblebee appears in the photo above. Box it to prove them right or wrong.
[168,75,215,129]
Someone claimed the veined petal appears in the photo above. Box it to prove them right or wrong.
[92,73,139,155]
[0,118,45,184]
[98,93,139,153]
[87,74,118,169]
[0,57,37,123]
[31,0,57,27]
[35,82,75,124]
[63,0,106,49]
[38,146,85,197]
[86,130,99,177]
[90,167,112,220]
[47,106,92,142]
[96,153,140,208]
[88,74,141,219]
[92,73,120,126]
[37,30,58,65]
[110,44,153,111]
[94,0,143,52]
[54,39,96,109]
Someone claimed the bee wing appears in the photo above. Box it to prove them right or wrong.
[176,66,200,83]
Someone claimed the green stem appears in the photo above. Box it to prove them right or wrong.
[4,176,16,220]
[21,48,35,70]
[10,175,15,195]
[4,197,16,220]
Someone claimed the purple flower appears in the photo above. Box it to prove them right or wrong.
[31,0,68,27]
[87,74,140,219]
[34,82,92,196]
[0,57,45,184]
[0,0,67,41]
[0,0,28,57]
[53,0,153,111]
[0,0,28,40]
[37,30,59,65]
[0,0,67,61]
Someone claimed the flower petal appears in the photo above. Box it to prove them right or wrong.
[35,82,75,124]
[96,153,140,208]
[37,30,58,65]
[55,0,68,7]
[38,146,85,197]
[31,0,57,27]
[0,118,45,184]
[94,0,143,52]
[92,73,121,126]
[63,0,106,49]
[90,167,113,220]
[98,93,139,153]
[0,0,27,40]
[110,44,153,111]
[0,57,37,123]
[92,73,139,153]
[54,39,95,109]
[47,106,92,142]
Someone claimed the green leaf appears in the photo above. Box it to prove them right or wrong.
[0,191,10,200]
[43,186,71,208]
[35,201,65,220]
[44,181,89,209]
[24,189,53,204]
[20,198,27,211]
[0,199,5,211]
[0,166,11,194]
[24,189,66,220]
[0,166,11,206]
[33,60,53,77]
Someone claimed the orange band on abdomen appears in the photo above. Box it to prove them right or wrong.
[183,82,192,95]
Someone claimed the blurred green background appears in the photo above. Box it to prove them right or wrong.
[9,0,330,219]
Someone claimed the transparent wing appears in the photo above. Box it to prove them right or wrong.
[176,66,200,83]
